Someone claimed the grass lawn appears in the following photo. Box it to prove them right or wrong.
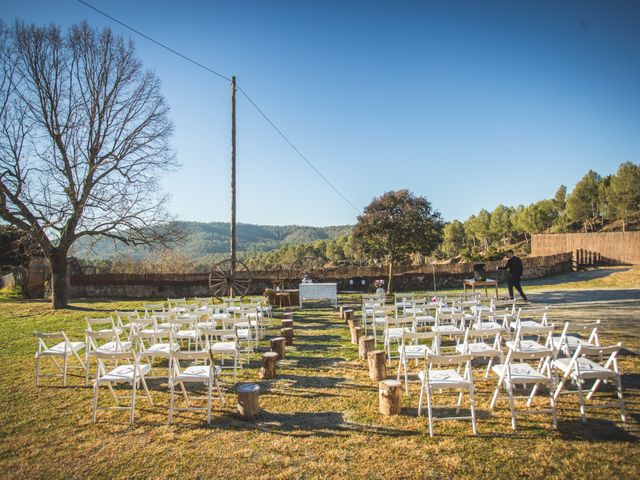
[1,267,639,479]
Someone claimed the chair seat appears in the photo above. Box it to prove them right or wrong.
[550,336,591,351]
[211,341,237,353]
[514,320,544,330]
[505,340,550,354]
[439,307,462,314]
[414,315,435,323]
[95,341,132,353]
[42,341,85,356]
[175,330,198,339]
[175,365,222,382]
[418,369,469,388]
[475,321,504,331]
[492,364,548,383]
[142,342,179,356]
[99,363,151,383]
[387,327,412,339]
[553,357,616,380]
[456,343,500,356]
[432,325,463,335]
[400,344,433,359]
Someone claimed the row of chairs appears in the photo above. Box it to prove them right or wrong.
[392,321,625,436]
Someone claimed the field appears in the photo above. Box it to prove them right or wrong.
[1,267,639,479]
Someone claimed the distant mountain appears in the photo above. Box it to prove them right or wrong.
[71,221,353,262]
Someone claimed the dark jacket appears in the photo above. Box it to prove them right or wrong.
[500,256,524,278]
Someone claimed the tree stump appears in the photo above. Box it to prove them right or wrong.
[282,311,293,320]
[368,350,386,381]
[379,380,402,415]
[281,327,294,346]
[259,352,278,379]
[281,319,294,329]
[359,336,375,360]
[270,337,286,360]
[351,326,363,345]
[339,305,351,320]
[344,309,354,322]
[347,318,361,330]
[237,383,260,420]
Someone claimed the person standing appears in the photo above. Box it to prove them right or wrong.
[498,250,528,301]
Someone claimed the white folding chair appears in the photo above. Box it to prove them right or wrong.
[34,331,85,386]
[418,352,477,437]
[551,320,600,356]
[84,328,132,386]
[135,327,179,379]
[397,330,439,395]
[92,351,153,424]
[553,343,626,423]
[168,349,224,424]
[432,311,466,352]
[167,297,188,314]
[490,344,557,430]
[383,316,414,366]
[85,316,124,336]
[456,326,503,378]
[209,327,240,383]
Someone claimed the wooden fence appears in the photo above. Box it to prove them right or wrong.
[532,232,640,265]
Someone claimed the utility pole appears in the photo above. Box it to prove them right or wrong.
[230,75,237,296]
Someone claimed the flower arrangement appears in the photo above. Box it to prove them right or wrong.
[373,279,385,289]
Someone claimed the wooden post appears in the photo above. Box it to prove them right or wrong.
[281,327,294,346]
[237,383,260,420]
[359,336,375,360]
[270,337,286,359]
[368,350,386,381]
[339,305,346,319]
[229,75,237,297]
[282,311,293,320]
[344,309,354,322]
[259,352,278,379]
[347,318,360,330]
[282,319,294,329]
[379,380,402,415]
[351,326,363,345]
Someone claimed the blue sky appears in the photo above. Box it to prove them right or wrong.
[2,0,639,226]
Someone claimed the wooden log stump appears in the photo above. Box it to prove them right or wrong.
[281,327,294,346]
[237,383,260,420]
[359,335,375,360]
[368,350,387,381]
[339,305,346,319]
[344,309,354,322]
[259,352,278,379]
[351,326,363,345]
[282,311,293,320]
[281,319,294,329]
[270,337,286,360]
[379,380,402,415]
[347,318,361,330]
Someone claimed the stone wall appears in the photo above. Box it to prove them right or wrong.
[532,232,640,265]
[66,252,572,299]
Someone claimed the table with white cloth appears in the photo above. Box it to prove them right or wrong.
[299,283,338,308]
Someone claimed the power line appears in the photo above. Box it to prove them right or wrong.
[76,0,361,215]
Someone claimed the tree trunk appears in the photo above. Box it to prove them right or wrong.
[49,247,69,309]
[387,261,394,294]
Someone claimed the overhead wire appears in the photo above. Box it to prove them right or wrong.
[76,0,361,214]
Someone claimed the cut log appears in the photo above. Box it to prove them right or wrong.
[351,326,363,345]
[339,305,346,319]
[368,350,387,381]
[347,318,361,330]
[281,327,294,346]
[270,337,286,360]
[259,352,278,379]
[237,383,260,420]
[359,336,375,360]
[344,309,354,322]
[282,311,293,320]
[379,380,402,415]
[281,319,294,329]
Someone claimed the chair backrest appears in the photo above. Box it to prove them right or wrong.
[425,352,472,366]
[34,331,71,352]
[506,346,553,361]
[436,310,466,327]
[385,316,414,329]
[562,319,601,339]
[115,310,140,325]
[144,303,166,315]
[94,350,137,361]
[576,342,620,358]
[85,316,117,331]
[516,306,549,322]
[465,325,503,340]
[172,349,211,361]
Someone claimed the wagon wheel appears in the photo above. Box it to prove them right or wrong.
[209,259,252,299]
[287,256,326,289]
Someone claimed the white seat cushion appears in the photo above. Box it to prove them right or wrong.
[387,327,411,339]
[553,357,616,380]
[475,321,504,331]
[505,340,550,354]
[95,341,132,353]
[175,364,222,382]
[100,363,151,383]
[418,369,468,388]
[400,344,433,359]
[175,330,198,339]
[456,342,500,355]
[492,363,548,384]
[142,342,179,356]
[211,341,237,353]
[432,325,463,334]
[42,341,85,356]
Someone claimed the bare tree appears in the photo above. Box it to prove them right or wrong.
[0,20,178,308]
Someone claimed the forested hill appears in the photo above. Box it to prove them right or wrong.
[71,221,353,262]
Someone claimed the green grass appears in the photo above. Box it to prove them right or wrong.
[1,270,639,479]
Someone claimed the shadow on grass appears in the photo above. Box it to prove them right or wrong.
[526,268,632,288]
[531,289,640,305]
[557,418,638,442]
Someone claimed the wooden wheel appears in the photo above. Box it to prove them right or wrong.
[209,259,252,299]
[287,256,326,289]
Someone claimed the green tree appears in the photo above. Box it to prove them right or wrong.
[352,190,443,292]
[489,205,514,247]
[609,161,640,231]
[441,220,466,258]
[464,209,492,251]
[566,170,601,232]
